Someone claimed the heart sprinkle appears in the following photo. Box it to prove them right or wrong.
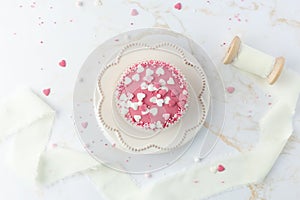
[133,115,141,122]
[132,73,140,81]
[43,88,51,96]
[131,9,139,16]
[174,2,182,10]
[137,93,146,101]
[136,64,144,73]
[217,164,225,172]
[59,59,66,67]
[156,67,165,76]
[149,107,158,116]
[162,113,170,120]
[226,86,235,94]
[124,77,132,85]
[81,122,88,129]
[167,77,175,85]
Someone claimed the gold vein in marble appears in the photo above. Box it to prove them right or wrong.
[204,122,242,152]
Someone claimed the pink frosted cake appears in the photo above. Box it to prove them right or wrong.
[115,60,188,131]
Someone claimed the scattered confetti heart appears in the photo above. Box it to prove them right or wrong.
[43,88,51,96]
[174,2,182,10]
[217,164,225,172]
[81,121,88,129]
[226,86,235,94]
[59,59,66,67]
[131,9,139,16]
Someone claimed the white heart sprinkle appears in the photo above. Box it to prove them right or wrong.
[159,79,166,86]
[156,67,165,76]
[124,77,132,85]
[149,96,157,103]
[137,93,146,101]
[156,121,163,128]
[136,64,144,73]
[148,84,157,92]
[146,69,154,76]
[141,109,149,115]
[132,74,140,81]
[137,101,143,106]
[164,96,171,104]
[167,77,175,85]
[156,99,164,107]
[143,75,154,82]
[119,93,127,101]
[130,102,139,110]
[149,107,158,116]
[150,123,156,129]
[140,82,148,90]
[133,115,141,122]
[161,86,169,91]
[162,113,170,120]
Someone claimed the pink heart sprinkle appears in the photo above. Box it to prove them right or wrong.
[59,59,66,67]
[43,88,51,96]
[131,9,139,16]
[81,121,88,128]
[158,89,167,97]
[217,164,225,172]
[139,104,148,112]
[169,99,176,107]
[226,86,235,94]
[174,2,182,10]
[177,100,186,108]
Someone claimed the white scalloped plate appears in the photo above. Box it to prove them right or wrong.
[73,28,226,173]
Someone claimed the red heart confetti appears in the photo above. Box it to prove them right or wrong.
[217,164,225,172]
[43,88,51,96]
[174,2,182,10]
[131,9,139,16]
[59,59,66,67]
[81,121,88,128]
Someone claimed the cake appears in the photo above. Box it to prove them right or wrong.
[115,60,188,131]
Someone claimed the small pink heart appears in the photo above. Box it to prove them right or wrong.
[217,164,225,172]
[81,121,88,129]
[158,89,167,97]
[43,88,51,96]
[59,59,66,67]
[174,2,182,10]
[169,99,177,107]
[226,86,235,94]
[131,9,139,16]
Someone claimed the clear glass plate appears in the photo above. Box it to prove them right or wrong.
[73,28,225,173]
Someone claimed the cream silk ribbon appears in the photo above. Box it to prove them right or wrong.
[0,69,299,200]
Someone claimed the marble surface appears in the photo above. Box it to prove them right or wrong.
[0,0,300,199]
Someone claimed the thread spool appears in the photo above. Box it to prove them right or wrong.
[223,36,285,84]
